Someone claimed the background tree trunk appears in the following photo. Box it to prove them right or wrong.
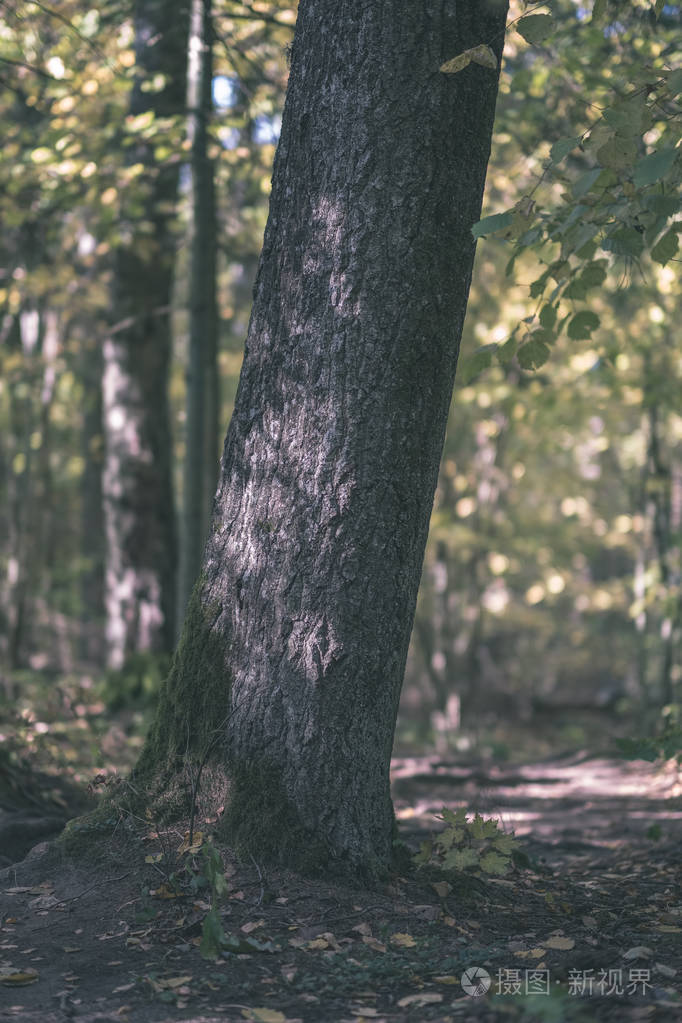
[177,0,219,633]
[102,0,188,669]
[138,0,508,878]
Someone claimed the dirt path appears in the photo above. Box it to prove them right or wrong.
[1,753,680,1023]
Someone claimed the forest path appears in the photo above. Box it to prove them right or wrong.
[0,752,680,1023]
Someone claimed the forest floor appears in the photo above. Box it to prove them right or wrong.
[1,745,681,1023]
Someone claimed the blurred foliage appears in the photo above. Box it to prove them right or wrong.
[0,0,680,769]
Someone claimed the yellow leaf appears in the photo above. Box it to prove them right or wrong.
[390,932,416,948]
[433,974,458,984]
[0,969,39,985]
[544,936,575,950]
[159,975,192,989]
[515,947,546,959]
[242,1010,287,1023]
[440,52,472,74]
[306,937,329,950]
[177,831,203,854]
[145,853,163,863]
[362,935,387,952]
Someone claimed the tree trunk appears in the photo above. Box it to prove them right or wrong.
[177,0,219,632]
[102,0,188,669]
[138,0,508,879]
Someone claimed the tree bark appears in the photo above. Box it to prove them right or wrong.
[138,0,508,878]
[177,0,219,633]
[102,0,188,669]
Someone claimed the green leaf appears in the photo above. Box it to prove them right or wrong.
[654,0,665,18]
[567,311,600,340]
[580,260,608,287]
[602,227,644,257]
[602,95,652,136]
[479,851,510,875]
[458,347,493,385]
[597,135,637,171]
[472,211,513,238]
[492,833,518,855]
[413,839,433,866]
[651,229,679,266]
[443,847,479,871]
[667,69,682,96]
[550,137,579,164]
[644,194,680,218]
[516,14,554,45]
[633,148,678,189]
[440,807,467,827]
[470,814,500,840]
[572,168,602,199]
[496,334,518,366]
[539,304,557,329]
[200,908,226,960]
[517,337,551,370]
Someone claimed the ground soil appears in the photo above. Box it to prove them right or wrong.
[1,751,680,1023]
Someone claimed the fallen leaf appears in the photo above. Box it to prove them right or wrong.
[177,831,203,854]
[390,932,416,948]
[623,946,653,961]
[431,881,452,898]
[242,1009,287,1023]
[397,992,443,1007]
[352,922,371,936]
[362,935,387,952]
[0,969,39,985]
[241,919,265,934]
[582,916,597,929]
[432,974,458,984]
[654,963,677,978]
[28,895,59,910]
[156,975,192,989]
[306,937,329,950]
[544,936,575,950]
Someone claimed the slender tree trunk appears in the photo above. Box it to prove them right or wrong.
[138,0,508,878]
[102,0,188,669]
[177,0,219,632]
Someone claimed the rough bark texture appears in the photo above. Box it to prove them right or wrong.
[102,0,187,669]
[139,0,508,878]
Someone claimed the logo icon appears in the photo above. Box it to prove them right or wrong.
[461,966,491,997]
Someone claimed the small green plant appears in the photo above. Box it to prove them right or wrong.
[615,711,682,764]
[414,807,518,877]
